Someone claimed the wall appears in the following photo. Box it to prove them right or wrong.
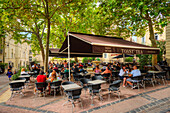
[166,23,170,65]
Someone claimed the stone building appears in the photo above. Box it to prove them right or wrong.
[166,23,170,65]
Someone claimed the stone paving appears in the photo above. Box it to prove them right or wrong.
[0,76,169,113]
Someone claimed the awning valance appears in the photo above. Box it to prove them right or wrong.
[58,32,159,56]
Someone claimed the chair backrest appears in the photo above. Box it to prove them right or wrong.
[91,84,101,90]
[95,73,101,76]
[15,78,26,81]
[84,74,91,79]
[92,76,103,80]
[50,80,62,86]
[35,82,47,89]
[80,78,90,84]
[62,81,74,85]
[102,73,110,78]
[70,88,82,97]
[110,80,121,88]
[9,82,25,88]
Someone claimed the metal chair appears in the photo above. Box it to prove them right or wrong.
[92,76,103,80]
[84,74,91,79]
[155,71,167,85]
[88,84,103,106]
[35,82,47,97]
[108,80,121,100]
[95,73,101,76]
[80,78,91,96]
[9,82,25,100]
[102,73,111,83]
[50,81,62,97]
[143,73,155,88]
[62,81,74,97]
[67,88,83,113]
[127,76,144,90]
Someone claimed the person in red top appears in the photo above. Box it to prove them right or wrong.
[34,71,47,94]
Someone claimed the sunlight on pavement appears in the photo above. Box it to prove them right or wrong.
[0,88,11,103]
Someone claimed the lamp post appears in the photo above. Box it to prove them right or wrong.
[68,32,71,81]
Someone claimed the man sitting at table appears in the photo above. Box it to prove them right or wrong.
[126,65,141,88]
[101,67,112,76]
[34,70,47,96]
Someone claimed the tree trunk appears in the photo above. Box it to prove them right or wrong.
[44,0,50,72]
[74,57,78,63]
[148,19,157,66]
[2,37,5,63]
[37,34,45,65]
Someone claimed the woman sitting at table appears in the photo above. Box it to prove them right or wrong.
[119,65,128,87]
[48,72,58,94]
[94,65,102,74]
[101,67,112,76]
[21,68,28,75]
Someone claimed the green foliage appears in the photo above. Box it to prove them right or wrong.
[96,58,100,61]
[0,63,8,69]
[70,60,76,63]
[82,57,94,63]
[11,66,29,80]
[96,0,169,39]
[125,57,133,62]
[137,55,152,70]
[156,40,166,62]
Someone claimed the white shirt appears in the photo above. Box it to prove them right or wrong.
[49,72,58,78]
[119,69,125,76]
[21,71,28,75]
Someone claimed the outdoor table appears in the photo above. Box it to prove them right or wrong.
[148,71,162,83]
[46,79,62,83]
[19,75,31,78]
[62,83,81,91]
[10,80,26,83]
[88,80,106,85]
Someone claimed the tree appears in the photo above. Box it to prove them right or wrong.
[1,0,96,71]
[96,0,170,65]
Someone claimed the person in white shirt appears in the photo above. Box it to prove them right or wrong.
[119,65,128,87]
[127,65,141,88]
[21,68,28,75]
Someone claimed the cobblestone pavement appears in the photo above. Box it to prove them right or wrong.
[0,76,169,113]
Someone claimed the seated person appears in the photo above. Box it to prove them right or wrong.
[21,68,28,75]
[79,66,84,73]
[48,72,58,94]
[48,69,58,78]
[34,70,47,95]
[119,65,128,87]
[32,63,38,70]
[126,65,141,88]
[101,67,112,76]
[6,69,13,80]
[94,65,102,74]
[64,67,69,73]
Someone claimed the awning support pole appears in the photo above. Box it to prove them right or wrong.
[68,32,71,81]
[123,54,125,64]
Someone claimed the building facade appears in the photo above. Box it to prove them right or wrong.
[4,34,43,71]
[166,23,170,65]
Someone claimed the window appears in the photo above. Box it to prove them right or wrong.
[155,33,159,40]
[11,49,13,58]
[142,36,145,44]
[132,36,137,42]
[29,50,32,54]
[29,56,32,62]
[104,53,107,58]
